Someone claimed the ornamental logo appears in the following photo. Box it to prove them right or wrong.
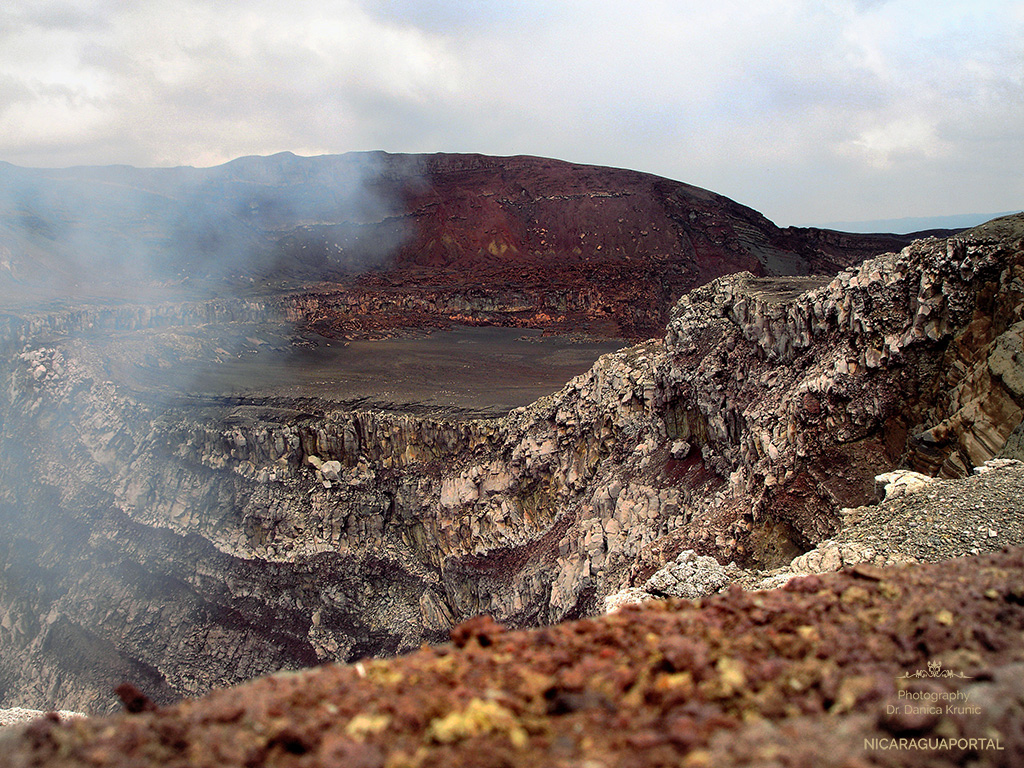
[898,659,974,680]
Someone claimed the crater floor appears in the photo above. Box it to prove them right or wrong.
[66,323,625,417]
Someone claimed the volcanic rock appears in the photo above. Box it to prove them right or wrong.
[875,469,934,500]
[0,155,1018,715]
[654,213,1024,567]
[603,550,742,610]
[0,152,927,339]
[3,547,1024,767]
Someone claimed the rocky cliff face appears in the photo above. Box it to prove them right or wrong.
[1,214,1020,715]
[0,321,697,712]
[656,213,1024,565]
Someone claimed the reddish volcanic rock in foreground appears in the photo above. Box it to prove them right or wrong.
[5,548,1024,767]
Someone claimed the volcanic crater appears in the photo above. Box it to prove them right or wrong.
[0,152,980,718]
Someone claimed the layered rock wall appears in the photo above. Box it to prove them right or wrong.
[0,326,700,712]
[658,214,1024,562]
[1,215,1022,714]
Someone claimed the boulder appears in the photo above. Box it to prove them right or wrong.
[642,550,736,600]
[874,470,933,501]
[321,461,342,482]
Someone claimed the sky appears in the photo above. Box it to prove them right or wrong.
[0,0,1021,227]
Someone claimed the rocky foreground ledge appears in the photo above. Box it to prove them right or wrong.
[3,545,1023,767]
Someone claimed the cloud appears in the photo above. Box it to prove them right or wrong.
[0,0,1020,224]
[848,116,949,168]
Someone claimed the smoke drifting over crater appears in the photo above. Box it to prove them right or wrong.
[0,152,439,712]
[0,151,422,306]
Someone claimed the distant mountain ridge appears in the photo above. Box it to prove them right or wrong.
[0,151,930,337]
[818,210,1021,234]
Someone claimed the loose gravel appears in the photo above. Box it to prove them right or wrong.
[838,462,1024,562]
[5,550,1024,768]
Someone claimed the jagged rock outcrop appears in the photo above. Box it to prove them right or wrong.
[787,540,916,575]
[0,191,1018,715]
[602,550,742,612]
[653,213,1024,565]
